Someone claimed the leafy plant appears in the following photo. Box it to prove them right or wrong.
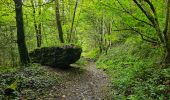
[97,36,169,100]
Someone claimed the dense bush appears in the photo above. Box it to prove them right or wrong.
[97,37,170,100]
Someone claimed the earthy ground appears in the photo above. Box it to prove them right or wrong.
[43,62,111,100]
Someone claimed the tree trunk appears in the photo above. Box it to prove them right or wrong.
[99,17,104,54]
[13,0,30,65]
[38,0,42,47]
[61,0,65,25]
[55,0,64,43]
[31,0,42,47]
[68,0,79,42]
[165,0,170,64]
[10,26,16,67]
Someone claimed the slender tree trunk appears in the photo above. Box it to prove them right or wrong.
[69,0,79,42]
[13,0,30,65]
[55,0,64,43]
[31,0,42,47]
[61,0,65,25]
[67,0,72,42]
[105,20,112,54]
[99,17,104,54]
[109,21,112,47]
[31,0,39,47]
[10,26,15,67]
[38,0,42,47]
[165,0,170,63]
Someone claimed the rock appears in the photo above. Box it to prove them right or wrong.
[29,45,82,67]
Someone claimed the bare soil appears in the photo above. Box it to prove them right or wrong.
[43,62,111,100]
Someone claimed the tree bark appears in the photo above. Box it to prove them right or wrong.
[10,26,16,67]
[55,0,64,43]
[99,16,104,54]
[61,0,65,25]
[68,0,79,42]
[38,0,42,47]
[31,0,42,47]
[165,0,170,63]
[13,0,30,65]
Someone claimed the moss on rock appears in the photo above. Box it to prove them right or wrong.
[29,45,82,67]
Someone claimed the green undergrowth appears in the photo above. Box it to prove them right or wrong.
[0,64,59,99]
[97,37,170,100]
[75,57,88,67]
[82,48,100,60]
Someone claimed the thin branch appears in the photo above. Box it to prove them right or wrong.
[143,0,161,33]
[144,0,157,17]
[133,0,155,25]
[127,29,157,44]
[116,0,153,27]
[113,20,158,44]
[133,0,165,44]
[130,26,158,44]
[113,28,132,31]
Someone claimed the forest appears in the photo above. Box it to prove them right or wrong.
[0,0,170,99]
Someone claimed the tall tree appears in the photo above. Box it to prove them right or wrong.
[31,0,42,47]
[55,0,64,43]
[164,0,170,63]
[13,0,30,65]
[38,0,42,47]
[69,0,79,42]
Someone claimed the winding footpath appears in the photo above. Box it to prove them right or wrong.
[44,62,111,100]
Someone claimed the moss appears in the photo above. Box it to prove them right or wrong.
[29,45,82,67]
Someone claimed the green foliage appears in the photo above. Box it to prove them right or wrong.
[0,66,18,73]
[96,37,170,100]
[0,0,169,99]
[75,57,88,66]
[0,64,59,99]
[82,48,100,60]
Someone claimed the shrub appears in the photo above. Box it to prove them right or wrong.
[96,37,169,100]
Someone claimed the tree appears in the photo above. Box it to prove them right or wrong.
[38,0,42,47]
[107,0,170,64]
[164,0,170,63]
[69,0,79,42]
[55,0,64,43]
[13,0,30,65]
[31,0,42,47]
[132,0,170,64]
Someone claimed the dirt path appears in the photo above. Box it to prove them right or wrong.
[44,62,111,100]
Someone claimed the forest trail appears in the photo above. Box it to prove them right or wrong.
[43,62,111,100]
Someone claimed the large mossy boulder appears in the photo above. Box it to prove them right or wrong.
[29,45,82,67]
